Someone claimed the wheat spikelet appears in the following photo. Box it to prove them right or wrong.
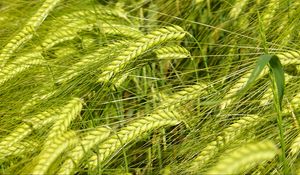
[88,109,181,169]
[291,132,300,155]
[229,0,249,19]
[98,25,186,82]
[99,23,143,39]
[40,22,93,50]
[57,127,111,175]
[154,45,190,59]
[160,83,208,110]
[261,0,280,27]
[283,92,300,114]
[220,67,268,110]
[44,98,82,146]
[40,22,140,51]
[31,131,78,175]
[56,40,129,84]
[0,0,61,67]
[21,90,57,112]
[0,109,59,159]
[0,52,45,86]
[277,51,300,65]
[192,115,264,170]
[206,141,277,174]
[59,6,129,24]
[0,141,38,161]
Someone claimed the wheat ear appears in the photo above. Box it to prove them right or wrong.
[57,127,111,175]
[98,25,186,82]
[88,109,181,169]
[261,0,280,27]
[59,6,129,24]
[229,0,249,19]
[0,141,38,161]
[0,0,61,67]
[0,109,59,159]
[192,115,264,170]
[44,98,82,146]
[160,83,208,110]
[206,141,277,174]
[154,45,190,59]
[277,51,300,65]
[56,40,129,84]
[289,92,300,155]
[21,90,57,112]
[0,52,45,86]
[291,132,300,155]
[114,44,190,86]
[40,22,93,50]
[220,67,268,110]
[31,131,78,175]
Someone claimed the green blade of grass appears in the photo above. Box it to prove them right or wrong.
[242,54,286,173]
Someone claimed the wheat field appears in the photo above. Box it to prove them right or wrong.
[0,0,300,174]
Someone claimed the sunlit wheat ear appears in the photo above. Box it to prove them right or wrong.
[261,0,280,27]
[88,109,181,169]
[154,45,190,59]
[159,83,208,110]
[288,93,300,155]
[21,90,57,112]
[0,108,59,159]
[39,23,93,50]
[229,0,249,19]
[57,127,111,175]
[220,67,269,110]
[206,141,277,174]
[0,141,38,161]
[290,132,300,156]
[0,0,61,67]
[277,51,300,65]
[59,6,129,24]
[283,90,300,114]
[44,98,82,146]
[0,52,45,86]
[114,44,190,86]
[31,131,78,175]
[56,40,129,84]
[191,115,264,170]
[98,23,143,39]
[98,25,186,82]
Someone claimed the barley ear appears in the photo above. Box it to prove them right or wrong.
[56,40,129,84]
[290,132,300,155]
[44,98,82,146]
[191,115,264,170]
[0,52,45,86]
[277,51,300,65]
[160,83,208,110]
[88,109,181,170]
[220,67,268,110]
[154,45,190,59]
[31,131,78,175]
[206,141,277,174]
[0,141,38,161]
[229,0,249,19]
[0,0,61,67]
[98,25,186,82]
[57,127,111,175]
[0,108,58,159]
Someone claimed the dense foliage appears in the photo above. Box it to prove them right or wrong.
[0,0,300,174]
